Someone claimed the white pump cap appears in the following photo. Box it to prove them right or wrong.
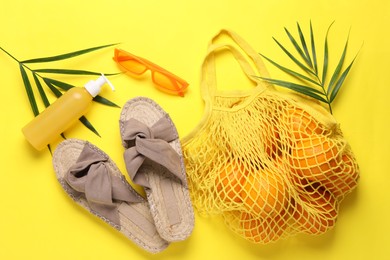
[84,73,115,97]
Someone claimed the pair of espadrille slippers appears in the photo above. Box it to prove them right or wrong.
[52,97,194,254]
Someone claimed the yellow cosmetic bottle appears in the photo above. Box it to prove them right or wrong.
[22,74,115,151]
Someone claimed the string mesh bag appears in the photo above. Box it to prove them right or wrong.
[181,29,360,244]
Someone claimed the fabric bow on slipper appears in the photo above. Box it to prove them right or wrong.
[120,97,194,242]
[122,117,185,188]
[65,144,143,226]
[53,139,169,254]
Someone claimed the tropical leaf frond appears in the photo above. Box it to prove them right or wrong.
[0,43,120,148]
[260,21,358,114]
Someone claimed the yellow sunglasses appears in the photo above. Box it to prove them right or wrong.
[113,48,189,96]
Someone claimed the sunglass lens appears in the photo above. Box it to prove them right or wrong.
[153,71,186,94]
[118,59,147,75]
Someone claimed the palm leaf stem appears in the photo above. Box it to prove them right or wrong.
[0,46,21,63]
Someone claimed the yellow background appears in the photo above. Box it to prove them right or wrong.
[1,0,388,259]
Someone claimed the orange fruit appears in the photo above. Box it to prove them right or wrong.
[215,162,247,203]
[290,136,340,182]
[240,211,287,244]
[293,203,334,235]
[263,125,282,158]
[286,107,324,139]
[323,153,359,197]
[292,182,338,235]
[241,168,288,218]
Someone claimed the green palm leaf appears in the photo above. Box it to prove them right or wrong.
[322,22,334,85]
[34,69,119,76]
[259,54,320,86]
[93,96,120,107]
[327,33,349,94]
[297,22,313,68]
[20,65,39,116]
[42,78,63,98]
[33,73,50,107]
[43,78,74,91]
[261,77,328,103]
[79,116,100,137]
[310,21,318,74]
[21,43,118,63]
[273,37,315,76]
[329,55,357,103]
[285,25,311,68]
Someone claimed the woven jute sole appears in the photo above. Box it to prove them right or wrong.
[52,139,169,254]
[120,97,194,242]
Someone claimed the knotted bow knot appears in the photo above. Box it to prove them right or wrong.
[65,145,142,226]
[122,117,184,187]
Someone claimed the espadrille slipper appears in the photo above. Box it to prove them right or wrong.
[119,97,194,242]
[52,139,169,254]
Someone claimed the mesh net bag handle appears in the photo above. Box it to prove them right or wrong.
[182,29,274,143]
[200,29,272,104]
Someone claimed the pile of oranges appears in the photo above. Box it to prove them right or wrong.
[214,105,359,243]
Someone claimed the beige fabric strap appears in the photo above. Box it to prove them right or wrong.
[65,144,143,226]
[201,29,271,101]
[122,117,184,186]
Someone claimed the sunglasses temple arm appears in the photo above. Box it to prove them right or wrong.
[170,78,184,97]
